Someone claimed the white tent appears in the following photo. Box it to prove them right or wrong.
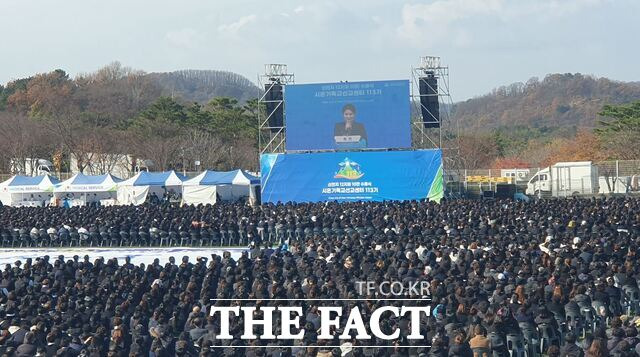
[0,175,59,207]
[54,173,122,206]
[117,171,186,205]
[182,170,260,206]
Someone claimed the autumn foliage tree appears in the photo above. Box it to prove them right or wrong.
[491,157,531,169]
[0,63,261,175]
[4,65,640,177]
[7,69,77,117]
[540,130,605,167]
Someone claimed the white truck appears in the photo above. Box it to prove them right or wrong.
[10,158,53,176]
[526,161,599,197]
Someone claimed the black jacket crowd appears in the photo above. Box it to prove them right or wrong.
[0,198,639,356]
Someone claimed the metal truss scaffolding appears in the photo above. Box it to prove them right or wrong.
[258,64,294,155]
[411,56,460,194]
[410,56,457,150]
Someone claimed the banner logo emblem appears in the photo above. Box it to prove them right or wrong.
[334,158,364,180]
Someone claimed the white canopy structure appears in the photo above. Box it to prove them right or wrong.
[0,175,59,206]
[182,170,260,206]
[117,171,186,205]
[54,173,122,206]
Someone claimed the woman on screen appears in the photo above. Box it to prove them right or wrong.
[334,104,367,147]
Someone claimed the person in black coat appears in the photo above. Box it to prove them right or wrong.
[560,333,584,357]
[449,332,472,357]
[15,332,37,357]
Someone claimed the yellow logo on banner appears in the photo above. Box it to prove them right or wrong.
[334,158,365,180]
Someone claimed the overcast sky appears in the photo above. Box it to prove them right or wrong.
[1,0,637,100]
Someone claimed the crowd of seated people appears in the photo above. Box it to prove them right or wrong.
[0,197,638,355]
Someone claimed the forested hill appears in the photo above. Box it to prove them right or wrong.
[0,63,263,172]
[452,73,640,136]
[0,65,260,112]
[1,64,639,171]
[147,70,260,103]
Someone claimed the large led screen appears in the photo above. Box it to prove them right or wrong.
[285,80,411,151]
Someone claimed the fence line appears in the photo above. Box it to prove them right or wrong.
[2,160,639,198]
[445,159,640,197]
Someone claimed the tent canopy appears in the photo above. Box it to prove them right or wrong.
[54,173,122,193]
[182,170,259,206]
[1,175,59,192]
[119,170,186,187]
[117,171,186,206]
[0,175,60,206]
[183,170,259,186]
[3,175,59,188]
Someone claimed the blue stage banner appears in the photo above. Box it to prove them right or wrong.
[284,80,411,151]
[260,150,443,203]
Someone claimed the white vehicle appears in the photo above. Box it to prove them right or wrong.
[526,161,599,197]
[598,175,640,194]
[500,169,530,182]
[598,176,628,194]
[69,153,153,178]
[10,158,53,176]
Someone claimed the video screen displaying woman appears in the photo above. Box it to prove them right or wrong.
[333,104,368,148]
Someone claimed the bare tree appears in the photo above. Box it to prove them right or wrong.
[455,133,499,169]
[128,119,183,171]
[75,129,132,175]
[75,62,161,128]
[0,113,54,175]
[180,129,227,170]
